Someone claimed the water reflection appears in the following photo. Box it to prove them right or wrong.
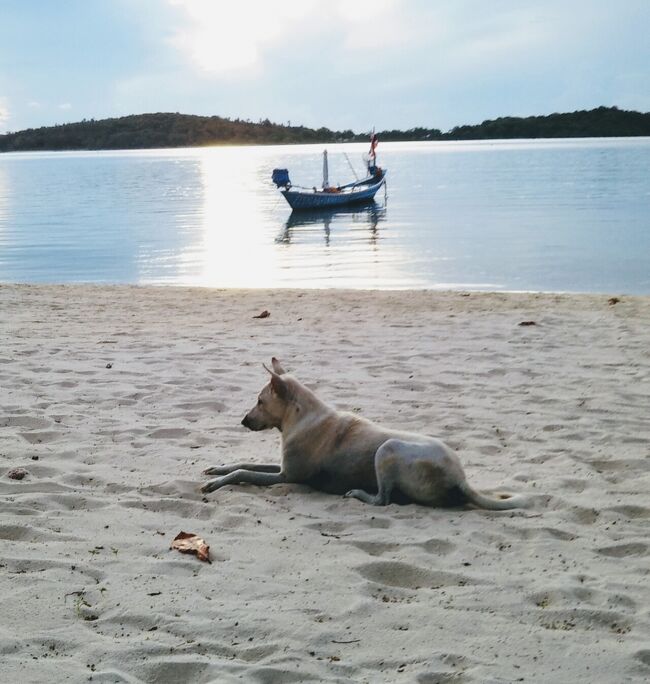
[190,148,281,287]
[1,139,648,292]
[0,166,8,275]
[0,165,7,225]
[277,201,387,247]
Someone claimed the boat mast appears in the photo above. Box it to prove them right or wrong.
[322,149,329,189]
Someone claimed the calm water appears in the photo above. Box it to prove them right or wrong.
[0,138,648,292]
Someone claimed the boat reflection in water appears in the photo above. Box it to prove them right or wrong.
[276,201,387,247]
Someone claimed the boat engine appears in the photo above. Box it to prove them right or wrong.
[272,168,291,188]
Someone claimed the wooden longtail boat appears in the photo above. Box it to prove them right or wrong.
[272,134,386,210]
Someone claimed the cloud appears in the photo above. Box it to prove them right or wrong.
[167,0,309,76]
[58,102,72,110]
[166,0,408,77]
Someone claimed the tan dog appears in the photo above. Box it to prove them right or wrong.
[201,359,526,510]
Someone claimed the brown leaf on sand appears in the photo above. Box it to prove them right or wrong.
[608,297,620,306]
[7,468,28,480]
[253,310,270,319]
[170,531,211,563]
[518,321,537,326]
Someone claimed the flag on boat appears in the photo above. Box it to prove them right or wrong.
[369,132,379,157]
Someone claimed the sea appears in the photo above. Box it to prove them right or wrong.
[0,138,648,293]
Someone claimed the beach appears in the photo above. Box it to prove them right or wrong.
[1,284,649,683]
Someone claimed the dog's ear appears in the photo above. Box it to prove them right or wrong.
[263,364,291,400]
[271,357,287,375]
[270,372,290,400]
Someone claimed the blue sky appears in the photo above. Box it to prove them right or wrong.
[1,0,649,134]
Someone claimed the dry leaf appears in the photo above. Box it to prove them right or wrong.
[608,297,620,306]
[7,468,28,480]
[253,310,270,319]
[518,321,537,326]
[170,531,211,563]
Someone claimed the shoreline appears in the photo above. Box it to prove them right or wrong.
[2,133,650,156]
[2,281,649,297]
[1,284,649,681]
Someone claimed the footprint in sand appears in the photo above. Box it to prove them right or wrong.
[608,504,650,519]
[0,523,83,543]
[351,538,455,558]
[0,416,51,429]
[538,607,631,634]
[567,506,600,525]
[305,521,350,536]
[417,671,470,684]
[356,560,474,590]
[137,660,212,684]
[349,541,402,557]
[596,542,647,558]
[634,650,650,668]
[174,400,226,412]
[18,431,61,444]
[148,428,190,439]
[417,538,456,555]
[364,516,392,530]
[43,493,111,512]
[528,585,596,610]
[119,497,212,520]
[506,525,577,542]
[4,558,106,584]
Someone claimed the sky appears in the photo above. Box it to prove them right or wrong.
[1,0,649,134]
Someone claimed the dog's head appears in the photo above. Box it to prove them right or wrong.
[241,358,293,431]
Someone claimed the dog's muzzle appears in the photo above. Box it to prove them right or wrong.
[241,415,252,429]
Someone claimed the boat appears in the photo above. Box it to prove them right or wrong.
[272,133,386,210]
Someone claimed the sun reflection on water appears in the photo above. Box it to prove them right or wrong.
[175,146,418,289]
[184,148,280,287]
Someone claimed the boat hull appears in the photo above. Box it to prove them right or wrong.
[281,173,386,210]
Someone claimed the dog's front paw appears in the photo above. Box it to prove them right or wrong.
[344,489,360,499]
[200,478,222,494]
[203,465,227,476]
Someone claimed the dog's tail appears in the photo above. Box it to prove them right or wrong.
[458,481,527,510]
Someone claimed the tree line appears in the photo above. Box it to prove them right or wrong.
[1,107,648,152]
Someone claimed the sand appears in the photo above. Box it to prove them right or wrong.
[1,284,649,683]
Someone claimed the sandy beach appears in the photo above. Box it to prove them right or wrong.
[1,284,649,683]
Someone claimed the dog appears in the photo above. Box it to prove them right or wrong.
[201,358,526,510]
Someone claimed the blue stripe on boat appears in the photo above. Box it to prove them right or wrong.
[282,171,386,210]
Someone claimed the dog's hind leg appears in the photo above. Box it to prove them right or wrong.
[203,463,281,476]
[344,485,390,505]
[344,439,400,506]
[201,469,286,494]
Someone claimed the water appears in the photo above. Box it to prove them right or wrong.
[0,138,648,292]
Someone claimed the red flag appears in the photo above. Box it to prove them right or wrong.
[369,133,378,156]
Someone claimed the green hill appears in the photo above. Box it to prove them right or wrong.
[0,107,648,152]
[0,113,362,152]
[445,106,650,140]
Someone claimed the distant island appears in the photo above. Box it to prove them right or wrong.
[1,106,649,152]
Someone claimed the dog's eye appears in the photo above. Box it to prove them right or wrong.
[257,399,262,406]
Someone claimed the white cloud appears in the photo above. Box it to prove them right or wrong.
[167,0,408,77]
[167,0,311,76]
[58,102,72,110]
